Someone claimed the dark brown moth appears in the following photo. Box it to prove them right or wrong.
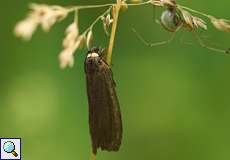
[84,47,122,155]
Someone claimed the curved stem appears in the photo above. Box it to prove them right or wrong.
[177,5,211,18]
[74,9,78,23]
[127,0,152,6]
[67,1,152,12]
[83,7,112,35]
[68,3,114,12]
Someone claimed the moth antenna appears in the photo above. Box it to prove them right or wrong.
[152,5,161,25]
[132,28,176,47]
[192,31,229,54]
[101,48,109,61]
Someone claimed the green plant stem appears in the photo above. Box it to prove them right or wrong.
[68,0,152,12]
[106,0,122,65]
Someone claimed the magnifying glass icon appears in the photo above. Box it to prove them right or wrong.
[3,141,18,157]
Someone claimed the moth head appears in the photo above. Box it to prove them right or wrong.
[85,47,105,73]
[87,52,100,58]
[86,47,103,61]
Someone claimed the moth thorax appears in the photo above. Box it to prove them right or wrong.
[160,9,182,32]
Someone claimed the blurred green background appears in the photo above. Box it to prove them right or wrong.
[1,0,230,159]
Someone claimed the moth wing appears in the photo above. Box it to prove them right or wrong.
[86,61,122,154]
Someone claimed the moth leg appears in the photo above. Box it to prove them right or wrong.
[132,28,176,47]
[179,29,193,45]
[153,5,163,26]
[152,5,160,25]
[193,31,230,54]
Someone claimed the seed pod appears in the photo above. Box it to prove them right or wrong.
[101,14,113,35]
[84,47,123,155]
[160,9,182,32]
